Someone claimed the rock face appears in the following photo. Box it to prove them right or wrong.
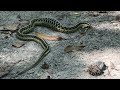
[87,61,107,76]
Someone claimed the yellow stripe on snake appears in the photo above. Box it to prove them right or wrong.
[13,18,91,78]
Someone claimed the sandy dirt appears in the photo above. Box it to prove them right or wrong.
[0,11,120,79]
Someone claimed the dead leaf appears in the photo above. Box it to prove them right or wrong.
[12,41,25,48]
[80,32,86,36]
[4,24,19,31]
[64,45,73,53]
[41,62,49,69]
[0,24,19,33]
[110,61,115,69]
[64,45,86,53]
[34,32,64,41]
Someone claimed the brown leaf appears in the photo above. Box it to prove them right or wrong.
[41,62,49,69]
[64,45,86,53]
[34,32,64,41]
[64,45,74,53]
[12,41,25,48]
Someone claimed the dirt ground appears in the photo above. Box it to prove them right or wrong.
[0,11,120,79]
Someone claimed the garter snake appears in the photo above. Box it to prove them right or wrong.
[13,18,91,78]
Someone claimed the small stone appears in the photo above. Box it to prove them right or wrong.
[46,76,51,79]
[4,36,9,39]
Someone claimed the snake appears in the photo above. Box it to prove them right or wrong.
[13,18,91,78]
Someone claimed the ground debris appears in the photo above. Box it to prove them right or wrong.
[12,41,26,48]
[41,62,49,69]
[64,44,86,53]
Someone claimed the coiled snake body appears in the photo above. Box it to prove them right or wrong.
[14,18,91,78]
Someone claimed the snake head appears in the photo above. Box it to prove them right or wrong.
[80,23,92,29]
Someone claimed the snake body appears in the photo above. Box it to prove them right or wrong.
[14,18,91,78]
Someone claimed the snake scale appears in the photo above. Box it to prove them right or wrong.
[13,18,91,78]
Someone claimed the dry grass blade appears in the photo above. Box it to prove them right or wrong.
[34,32,64,41]
[64,45,86,53]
